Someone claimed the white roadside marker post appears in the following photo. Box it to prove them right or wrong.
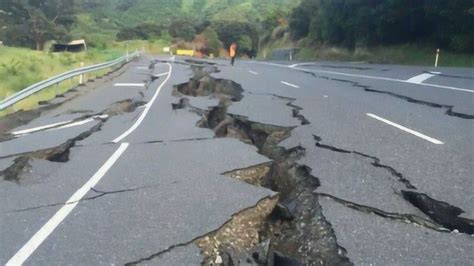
[435,48,440,67]
[79,62,84,85]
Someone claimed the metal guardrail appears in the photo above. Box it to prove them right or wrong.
[0,51,141,110]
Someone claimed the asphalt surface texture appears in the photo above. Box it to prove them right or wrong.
[0,55,472,265]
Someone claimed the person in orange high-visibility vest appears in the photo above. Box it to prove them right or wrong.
[229,42,237,66]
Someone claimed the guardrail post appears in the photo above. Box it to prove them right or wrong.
[79,62,84,85]
[126,50,129,62]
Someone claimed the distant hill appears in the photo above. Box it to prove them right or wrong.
[70,0,299,54]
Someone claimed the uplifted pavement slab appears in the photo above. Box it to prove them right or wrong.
[0,121,101,157]
[25,138,275,265]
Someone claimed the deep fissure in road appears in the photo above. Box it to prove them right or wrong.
[402,191,474,234]
[311,134,474,235]
[171,67,351,265]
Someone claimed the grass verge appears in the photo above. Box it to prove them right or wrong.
[294,44,474,67]
[0,40,170,117]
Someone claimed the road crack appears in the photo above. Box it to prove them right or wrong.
[317,193,447,232]
[312,134,416,189]
[9,183,176,213]
[402,191,474,234]
[300,70,474,119]
[1,122,104,182]
[312,134,473,235]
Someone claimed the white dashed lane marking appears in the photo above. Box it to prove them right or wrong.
[367,113,444,145]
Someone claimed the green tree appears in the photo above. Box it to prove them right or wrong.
[168,17,196,41]
[0,0,75,50]
[213,20,259,56]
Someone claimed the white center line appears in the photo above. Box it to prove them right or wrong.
[112,63,173,143]
[6,142,130,266]
[406,73,436,84]
[367,113,444,145]
[248,70,259,75]
[136,66,149,70]
[114,83,145,87]
[281,81,300,88]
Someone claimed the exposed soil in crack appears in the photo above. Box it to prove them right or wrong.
[170,68,352,265]
[124,196,277,266]
[222,163,272,187]
[101,98,147,116]
[197,197,279,265]
[299,70,474,119]
[174,74,243,102]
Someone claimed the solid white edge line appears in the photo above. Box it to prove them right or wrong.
[253,62,473,93]
[11,120,73,135]
[280,81,300,88]
[11,115,109,136]
[112,63,173,143]
[406,73,435,84]
[248,70,258,75]
[6,142,130,266]
[367,113,444,145]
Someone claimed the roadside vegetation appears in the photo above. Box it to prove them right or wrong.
[0,46,126,116]
[260,0,474,67]
[294,45,474,67]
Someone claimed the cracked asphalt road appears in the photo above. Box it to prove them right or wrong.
[0,55,472,265]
